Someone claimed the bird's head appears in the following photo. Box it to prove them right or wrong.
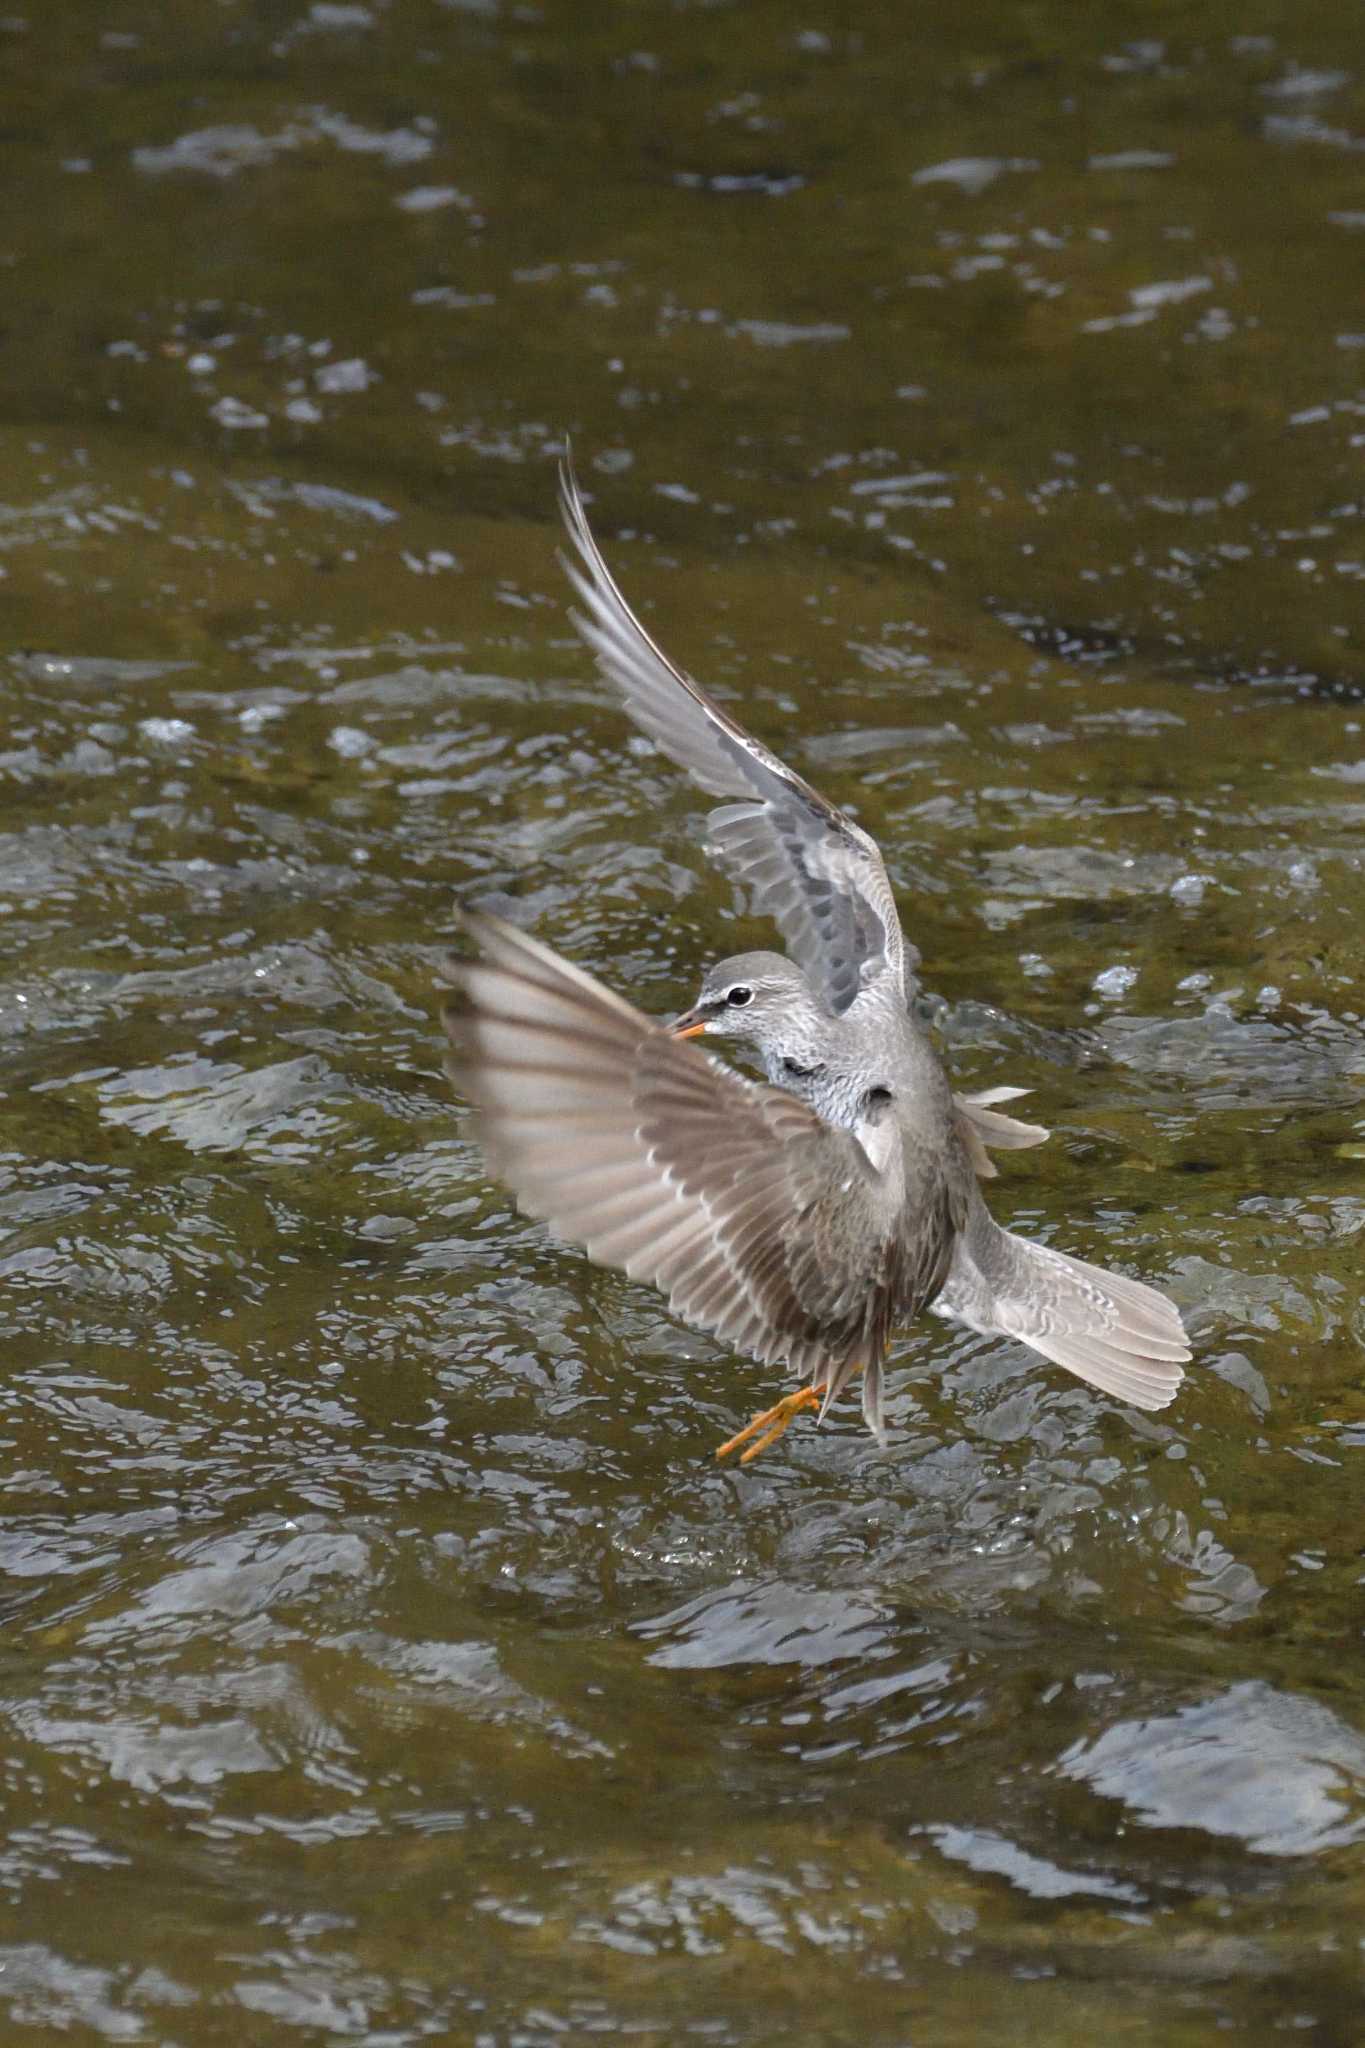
[668,951,818,1048]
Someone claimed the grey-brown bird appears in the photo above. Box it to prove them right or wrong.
[439,466,1189,1462]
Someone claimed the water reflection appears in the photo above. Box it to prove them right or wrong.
[1062,1684,1365,1857]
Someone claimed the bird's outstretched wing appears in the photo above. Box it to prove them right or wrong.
[559,460,909,1015]
[441,913,930,1392]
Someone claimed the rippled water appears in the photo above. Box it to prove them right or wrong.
[2,2,1364,2041]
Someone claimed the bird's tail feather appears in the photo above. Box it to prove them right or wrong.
[942,1218,1189,1412]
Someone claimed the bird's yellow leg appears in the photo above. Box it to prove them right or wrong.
[716,1385,823,1465]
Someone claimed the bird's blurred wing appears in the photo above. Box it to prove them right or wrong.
[442,912,906,1383]
[560,460,908,1013]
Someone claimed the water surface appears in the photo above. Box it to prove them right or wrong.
[2,2,1364,2041]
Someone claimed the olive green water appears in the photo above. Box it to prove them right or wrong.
[2,2,1364,2042]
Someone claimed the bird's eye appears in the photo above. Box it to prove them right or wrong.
[726,986,753,1008]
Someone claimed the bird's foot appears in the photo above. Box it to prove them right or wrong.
[716,1385,822,1465]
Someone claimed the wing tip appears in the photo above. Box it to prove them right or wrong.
[558,439,595,557]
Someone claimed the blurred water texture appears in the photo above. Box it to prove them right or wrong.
[2,1,1364,2041]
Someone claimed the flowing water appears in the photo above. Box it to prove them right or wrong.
[2,2,1364,2041]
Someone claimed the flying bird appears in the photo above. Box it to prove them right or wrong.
[439,465,1189,1462]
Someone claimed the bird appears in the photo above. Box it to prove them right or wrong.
[438,463,1190,1464]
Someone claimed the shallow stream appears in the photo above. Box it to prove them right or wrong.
[2,3,1364,2041]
